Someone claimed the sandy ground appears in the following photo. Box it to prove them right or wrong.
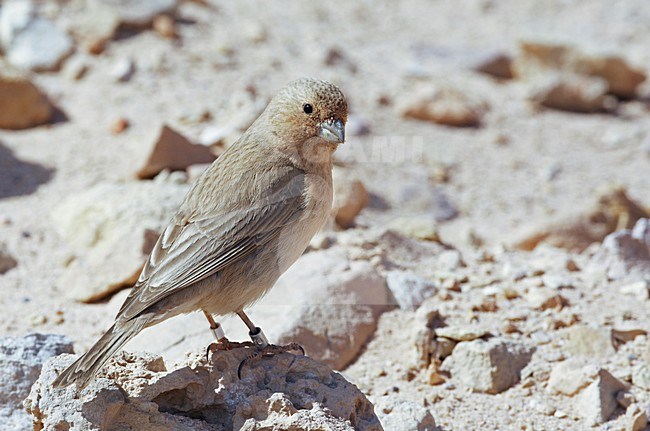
[1,1,650,429]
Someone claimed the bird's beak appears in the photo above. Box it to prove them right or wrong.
[318,119,345,144]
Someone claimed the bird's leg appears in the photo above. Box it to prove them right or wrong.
[204,311,253,359]
[236,310,305,379]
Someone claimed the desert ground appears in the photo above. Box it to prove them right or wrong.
[1,0,650,430]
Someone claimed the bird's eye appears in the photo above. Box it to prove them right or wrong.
[303,103,313,114]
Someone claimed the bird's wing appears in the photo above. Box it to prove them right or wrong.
[117,166,306,321]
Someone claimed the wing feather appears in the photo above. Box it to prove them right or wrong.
[117,166,306,321]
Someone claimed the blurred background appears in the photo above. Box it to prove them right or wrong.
[1,1,650,430]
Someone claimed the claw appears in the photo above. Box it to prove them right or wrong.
[237,343,306,379]
[206,338,255,360]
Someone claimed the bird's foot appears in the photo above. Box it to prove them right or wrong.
[238,343,305,379]
[206,338,255,359]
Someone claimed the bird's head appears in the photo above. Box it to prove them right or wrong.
[263,78,348,160]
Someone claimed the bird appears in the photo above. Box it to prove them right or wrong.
[53,77,348,388]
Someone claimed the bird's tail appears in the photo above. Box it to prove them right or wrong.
[52,319,145,389]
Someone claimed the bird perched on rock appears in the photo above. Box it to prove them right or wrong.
[54,78,348,388]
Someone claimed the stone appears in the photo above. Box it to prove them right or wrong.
[126,247,390,370]
[632,364,650,390]
[25,349,382,431]
[385,270,437,310]
[0,1,74,72]
[400,85,485,127]
[525,289,569,310]
[625,405,648,431]
[52,178,189,302]
[111,58,136,82]
[593,219,650,280]
[513,41,646,98]
[435,326,488,342]
[512,186,648,252]
[440,338,534,394]
[137,125,216,179]
[0,333,73,431]
[372,396,436,431]
[387,216,440,242]
[473,52,513,79]
[332,167,370,229]
[72,0,121,54]
[563,325,615,358]
[574,369,627,425]
[153,14,176,39]
[62,55,90,80]
[0,243,17,274]
[101,0,180,28]
[0,59,53,130]
[530,74,615,113]
[547,359,598,396]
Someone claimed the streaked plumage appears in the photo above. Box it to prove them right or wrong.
[54,78,348,388]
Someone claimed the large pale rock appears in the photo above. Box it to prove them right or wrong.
[372,396,436,431]
[0,59,53,129]
[52,178,189,302]
[513,41,646,98]
[0,333,73,431]
[125,246,390,370]
[0,1,74,71]
[563,325,615,358]
[385,270,437,310]
[574,369,627,425]
[137,125,216,179]
[632,364,650,390]
[591,218,650,281]
[547,359,599,396]
[332,166,370,229]
[400,85,485,127]
[25,349,382,431]
[441,338,534,394]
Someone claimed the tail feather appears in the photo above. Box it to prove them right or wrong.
[53,319,144,389]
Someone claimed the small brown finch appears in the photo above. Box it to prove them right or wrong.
[54,78,348,388]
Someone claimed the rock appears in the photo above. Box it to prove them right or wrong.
[52,178,189,302]
[0,1,74,71]
[323,46,357,73]
[332,167,370,229]
[440,338,534,394]
[0,333,73,431]
[513,41,646,98]
[72,0,120,54]
[372,396,436,431]
[62,54,90,80]
[435,326,488,342]
[103,0,179,28]
[511,186,648,252]
[632,364,650,390]
[137,125,216,179]
[563,325,615,358]
[400,85,486,127]
[592,218,650,280]
[0,243,17,274]
[574,369,627,425]
[153,14,176,39]
[385,270,437,310]
[547,359,598,396]
[387,216,440,242]
[0,59,53,130]
[625,405,648,431]
[111,58,135,82]
[25,349,382,431]
[525,289,569,310]
[109,117,130,135]
[126,247,390,370]
[530,74,615,113]
[473,52,513,79]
